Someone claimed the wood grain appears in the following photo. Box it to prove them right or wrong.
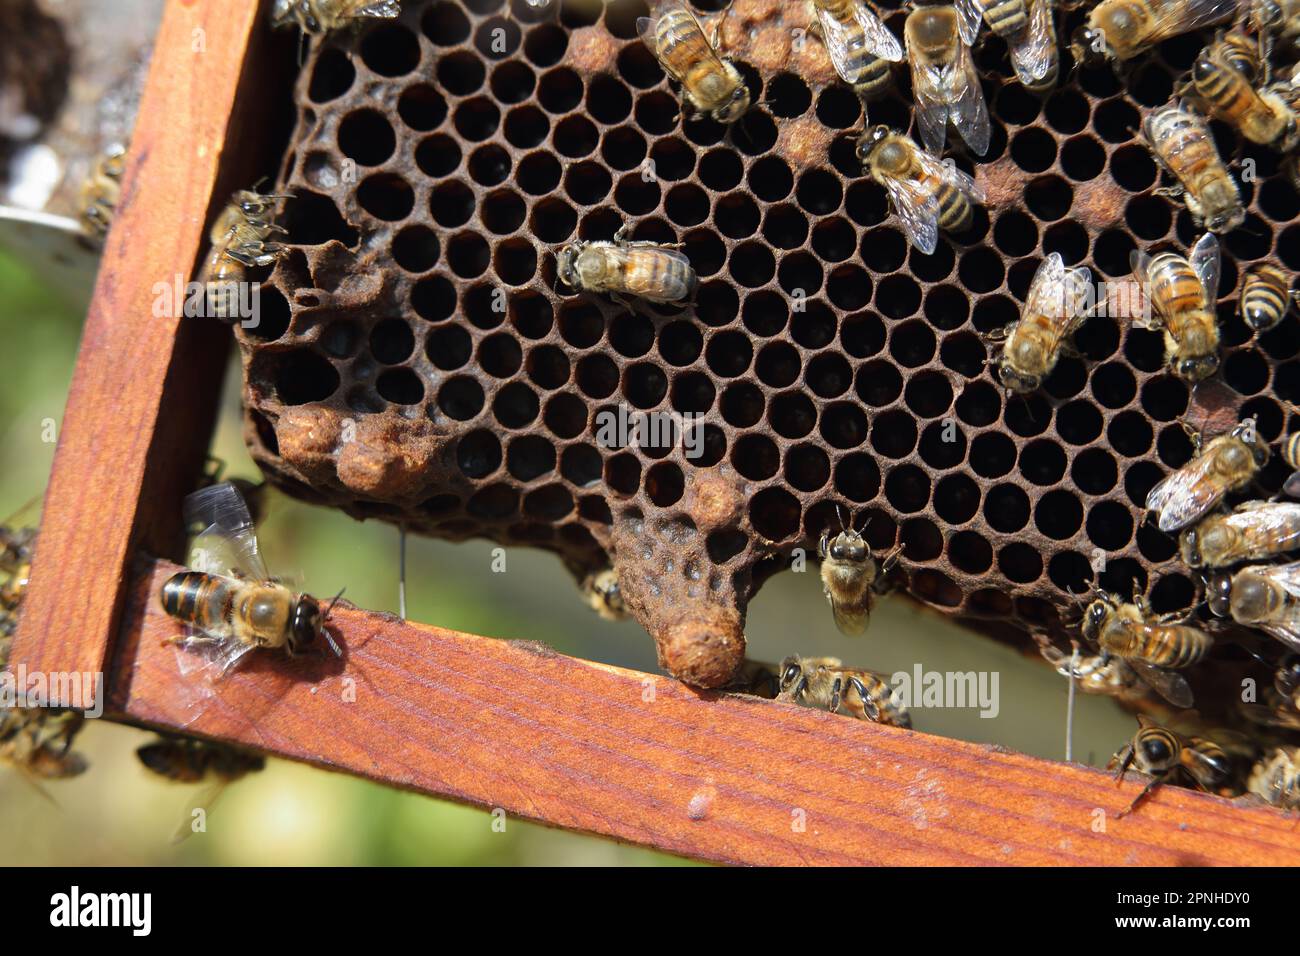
[111,558,1300,867]
[11,0,264,700]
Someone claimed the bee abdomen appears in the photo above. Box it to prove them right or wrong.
[161,571,233,629]
[1241,266,1291,331]
[936,185,973,234]
[984,0,1029,37]
[851,56,894,101]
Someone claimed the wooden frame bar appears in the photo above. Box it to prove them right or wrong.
[10,0,1300,865]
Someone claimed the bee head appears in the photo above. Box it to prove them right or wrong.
[556,242,583,290]
[777,656,807,698]
[1175,353,1219,382]
[135,742,173,776]
[1178,527,1203,568]
[1206,572,1233,617]
[1136,730,1177,772]
[1081,597,1111,640]
[1070,27,1109,67]
[855,126,892,165]
[827,530,868,564]
[288,595,324,654]
[714,85,751,125]
[997,362,1039,394]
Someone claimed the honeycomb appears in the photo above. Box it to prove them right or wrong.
[237,0,1300,688]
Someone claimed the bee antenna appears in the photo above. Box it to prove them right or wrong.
[324,586,346,619]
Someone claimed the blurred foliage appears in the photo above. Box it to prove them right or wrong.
[0,247,1138,865]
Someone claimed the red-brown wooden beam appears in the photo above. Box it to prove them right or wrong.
[111,558,1300,867]
[12,0,267,703]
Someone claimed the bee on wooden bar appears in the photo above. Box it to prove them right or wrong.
[1239,263,1297,332]
[1109,715,1234,815]
[1033,633,1149,702]
[776,655,912,727]
[638,3,750,124]
[1179,33,1299,150]
[1145,420,1269,532]
[904,4,991,155]
[1283,431,1300,497]
[557,225,696,305]
[818,509,901,635]
[78,143,126,241]
[1008,0,1060,91]
[810,0,905,105]
[1140,102,1245,234]
[986,252,1093,394]
[137,734,265,843]
[856,126,985,255]
[724,659,782,699]
[1207,560,1300,652]
[1179,501,1300,568]
[1071,0,1238,67]
[200,189,289,323]
[1080,589,1211,707]
[161,481,342,677]
[580,568,627,621]
[1249,745,1300,809]
[1131,232,1222,382]
[271,0,401,34]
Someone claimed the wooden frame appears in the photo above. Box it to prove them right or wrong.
[12,0,1300,866]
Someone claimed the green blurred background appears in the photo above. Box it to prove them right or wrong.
[0,247,1137,865]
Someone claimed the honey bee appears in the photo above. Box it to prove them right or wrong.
[161,481,342,677]
[810,0,905,103]
[638,4,750,124]
[818,511,901,635]
[1179,500,1300,568]
[0,707,87,795]
[1179,34,1299,150]
[956,0,1030,42]
[137,734,266,842]
[986,252,1092,393]
[200,189,289,323]
[1248,746,1300,809]
[1207,560,1300,652]
[856,126,985,255]
[1131,232,1222,382]
[1033,633,1149,702]
[271,0,401,34]
[1109,715,1234,815]
[1008,0,1060,91]
[1140,102,1245,234]
[1145,420,1269,532]
[776,655,912,727]
[904,4,992,155]
[557,225,696,305]
[581,568,627,621]
[1071,0,1238,66]
[78,143,126,241]
[1239,263,1297,332]
[1080,589,1212,707]
[1283,431,1300,497]
[1248,0,1300,59]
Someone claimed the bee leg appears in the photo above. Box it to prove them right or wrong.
[828,676,844,714]
[1178,417,1204,453]
[817,531,829,560]
[979,324,1011,344]
[878,543,904,576]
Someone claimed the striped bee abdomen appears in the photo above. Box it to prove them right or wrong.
[161,571,235,631]
[1241,265,1291,331]
[982,0,1029,37]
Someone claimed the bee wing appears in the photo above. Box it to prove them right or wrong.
[851,2,905,61]
[1009,0,1056,84]
[1023,252,1068,316]
[1189,232,1221,300]
[183,481,270,581]
[910,54,952,155]
[169,778,232,845]
[949,37,991,155]
[1226,503,1300,552]
[1255,563,1300,648]
[1148,0,1238,43]
[953,0,984,45]
[914,146,985,202]
[1129,660,1195,709]
[1146,456,1223,531]
[1239,700,1300,731]
[1129,249,1165,330]
[880,173,942,255]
